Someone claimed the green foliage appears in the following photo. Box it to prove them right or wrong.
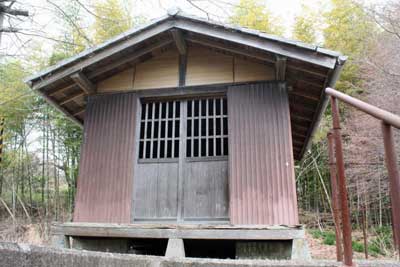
[53,0,90,54]
[369,226,394,256]
[92,0,134,44]
[292,4,319,43]
[309,230,336,245]
[352,240,365,252]
[323,0,377,94]
[229,0,284,35]
[309,229,324,239]
[310,228,393,256]
[323,232,336,245]
[0,60,37,131]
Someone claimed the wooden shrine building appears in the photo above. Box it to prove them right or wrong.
[25,9,346,259]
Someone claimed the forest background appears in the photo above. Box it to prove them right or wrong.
[0,0,399,259]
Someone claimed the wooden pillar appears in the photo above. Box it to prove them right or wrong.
[330,96,354,266]
[327,132,343,262]
[381,122,400,256]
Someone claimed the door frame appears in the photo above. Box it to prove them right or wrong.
[131,87,229,223]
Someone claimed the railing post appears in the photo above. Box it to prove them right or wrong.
[381,122,400,256]
[330,96,354,266]
[327,132,343,262]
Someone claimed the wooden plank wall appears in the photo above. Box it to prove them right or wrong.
[96,45,275,92]
[133,49,179,89]
[74,93,137,223]
[185,46,233,85]
[97,68,135,93]
[227,83,298,225]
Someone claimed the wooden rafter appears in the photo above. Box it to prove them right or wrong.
[88,39,173,79]
[291,114,313,122]
[292,132,307,139]
[186,35,275,63]
[59,91,86,106]
[48,84,76,97]
[71,72,96,95]
[73,107,85,117]
[290,91,320,102]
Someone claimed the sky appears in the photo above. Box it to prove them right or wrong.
[0,0,328,58]
[0,0,386,60]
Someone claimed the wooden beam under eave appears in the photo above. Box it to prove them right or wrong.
[186,35,276,63]
[170,29,187,55]
[71,72,96,95]
[73,107,85,117]
[48,83,76,97]
[88,39,173,79]
[291,114,313,122]
[290,91,320,102]
[275,56,287,81]
[59,91,85,106]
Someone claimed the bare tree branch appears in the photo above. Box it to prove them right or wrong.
[46,0,93,47]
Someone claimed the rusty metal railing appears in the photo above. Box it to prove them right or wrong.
[325,87,400,266]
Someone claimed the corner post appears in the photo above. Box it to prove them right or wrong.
[327,131,343,262]
[381,122,400,256]
[330,96,354,266]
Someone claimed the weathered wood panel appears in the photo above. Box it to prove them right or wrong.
[228,82,298,225]
[183,160,229,221]
[186,46,234,86]
[133,49,179,90]
[52,222,305,240]
[133,162,179,221]
[234,58,274,82]
[74,93,137,223]
[97,68,134,92]
[95,46,275,92]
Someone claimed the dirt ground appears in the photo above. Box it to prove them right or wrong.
[306,232,370,260]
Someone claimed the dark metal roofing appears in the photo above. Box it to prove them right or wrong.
[25,9,347,160]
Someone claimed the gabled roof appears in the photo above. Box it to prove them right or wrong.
[25,9,346,160]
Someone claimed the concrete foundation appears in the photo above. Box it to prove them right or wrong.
[71,237,129,253]
[51,222,312,260]
[236,241,292,260]
[0,241,398,267]
[51,234,70,249]
[165,238,185,258]
[291,238,311,260]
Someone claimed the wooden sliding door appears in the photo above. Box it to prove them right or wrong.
[132,96,229,223]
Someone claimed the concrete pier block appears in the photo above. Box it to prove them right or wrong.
[165,238,185,258]
[51,235,70,249]
[291,238,311,260]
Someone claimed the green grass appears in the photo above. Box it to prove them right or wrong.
[352,241,364,253]
[309,230,336,245]
[309,227,394,257]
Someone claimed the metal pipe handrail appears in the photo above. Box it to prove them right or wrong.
[327,87,400,263]
[325,87,400,129]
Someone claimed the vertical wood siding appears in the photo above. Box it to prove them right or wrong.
[228,83,298,225]
[74,93,137,223]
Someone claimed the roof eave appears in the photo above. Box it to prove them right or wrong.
[25,12,340,85]
[297,55,348,160]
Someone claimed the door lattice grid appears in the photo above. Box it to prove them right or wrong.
[186,98,228,158]
[139,100,180,159]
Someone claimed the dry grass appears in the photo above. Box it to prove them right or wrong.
[0,218,49,245]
